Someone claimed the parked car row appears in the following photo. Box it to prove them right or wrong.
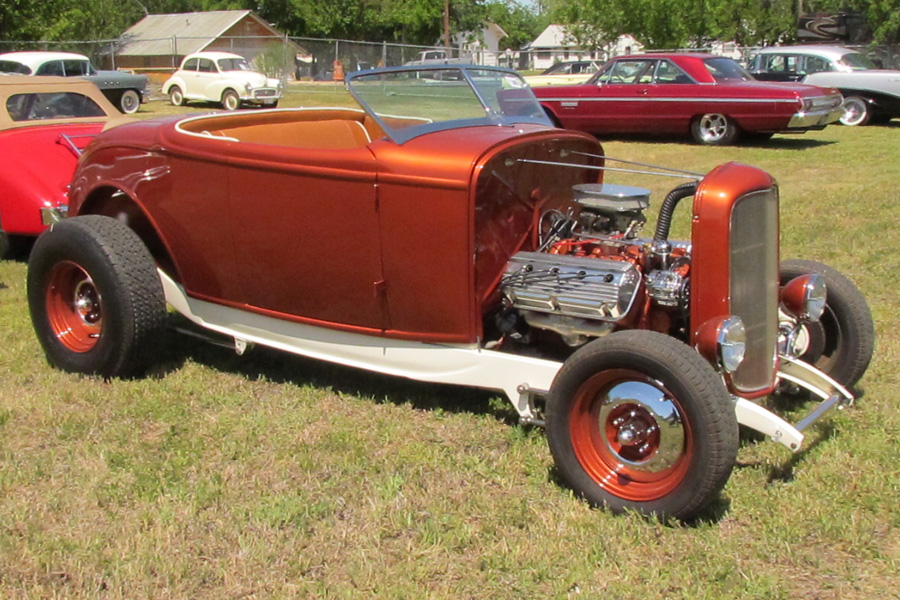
[0,51,148,114]
[527,45,899,143]
[531,53,844,145]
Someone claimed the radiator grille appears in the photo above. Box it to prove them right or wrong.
[729,189,779,392]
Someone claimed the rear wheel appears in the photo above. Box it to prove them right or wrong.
[691,113,740,145]
[839,96,870,126]
[118,89,141,114]
[546,330,738,520]
[222,90,241,111]
[27,216,167,378]
[780,259,874,388]
[169,86,184,106]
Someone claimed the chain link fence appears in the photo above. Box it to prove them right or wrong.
[1,36,898,79]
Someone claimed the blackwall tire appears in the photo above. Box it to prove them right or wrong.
[839,96,870,126]
[691,113,740,145]
[546,330,738,520]
[780,259,875,388]
[0,213,10,259]
[169,86,184,107]
[27,216,167,378]
[222,90,240,111]
[118,89,141,114]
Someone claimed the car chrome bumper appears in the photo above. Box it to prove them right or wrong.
[788,105,843,129]
[733,354,854,452]
[40,206,68,225]
[248,88,282,103]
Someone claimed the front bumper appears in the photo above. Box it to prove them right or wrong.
[734,354,854,451]
[244,88,282,104]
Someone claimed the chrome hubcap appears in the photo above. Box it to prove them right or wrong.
[598,381,685,473]
[699,114,728,141]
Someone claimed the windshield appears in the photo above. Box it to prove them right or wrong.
[217,58,251,72]
[703,57,754,82]
[346,65,550,144]
[838,52,878,70]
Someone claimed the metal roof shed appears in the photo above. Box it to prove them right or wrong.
[117,10,304,73]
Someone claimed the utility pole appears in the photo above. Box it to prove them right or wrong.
[444,0,451,51]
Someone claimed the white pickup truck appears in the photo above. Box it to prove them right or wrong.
[404,49,471,65]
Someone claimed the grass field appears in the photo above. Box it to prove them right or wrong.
[1,87,899,598]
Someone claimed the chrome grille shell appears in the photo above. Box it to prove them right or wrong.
[728,189,780,393]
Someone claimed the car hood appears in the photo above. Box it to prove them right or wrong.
[222,71,273,86]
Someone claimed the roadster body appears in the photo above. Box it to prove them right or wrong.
[27,66,874,520]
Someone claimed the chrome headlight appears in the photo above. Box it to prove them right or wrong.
[696,315,746,374]
[717,316,747,373]
[781,274,826,321]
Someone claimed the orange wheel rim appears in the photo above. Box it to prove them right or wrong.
[570,369,693,502]
[45,261,102,353]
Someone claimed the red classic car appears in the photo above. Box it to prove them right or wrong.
[26,66,874,520]
[531,53,844,145]
[0,76,121,259]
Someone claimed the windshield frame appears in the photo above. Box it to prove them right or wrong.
[345,65,552,144]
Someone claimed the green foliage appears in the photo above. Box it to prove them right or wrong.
[2,0,900,47]
[485,1,547,50]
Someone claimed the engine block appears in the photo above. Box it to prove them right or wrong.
[501,251,641,321]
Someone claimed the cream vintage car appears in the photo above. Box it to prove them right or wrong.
[162,51,282,110]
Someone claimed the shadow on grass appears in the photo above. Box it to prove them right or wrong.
[159,315,521,425]
[545,464,734,526]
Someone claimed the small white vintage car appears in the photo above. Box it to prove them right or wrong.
[162,51,282,110]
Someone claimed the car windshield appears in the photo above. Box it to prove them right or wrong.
[0,60,30,75]
[837,52,878,70]
[703,57,754,82]
[217,58,251,72]
[346,65,550,144]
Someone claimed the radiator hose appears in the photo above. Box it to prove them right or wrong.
[653,181,698,242]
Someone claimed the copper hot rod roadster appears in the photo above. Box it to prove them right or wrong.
[27,66,874,520]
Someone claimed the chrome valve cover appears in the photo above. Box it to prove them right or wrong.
[501,251,640,321]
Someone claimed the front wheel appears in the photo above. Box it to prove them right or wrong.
[118,89,141,114]
[780,259,875,388]
[221,90,241,111]
[839,96,870,126]
[691,113,740,145]
[546,330,738,520]
[169,86,184,107]
[27,216,167,378]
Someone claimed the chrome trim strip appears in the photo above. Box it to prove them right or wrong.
[540,96,801,104]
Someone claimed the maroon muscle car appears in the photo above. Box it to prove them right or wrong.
[26,65,874,520]
[531,53,844,145]
[0,76,122,259]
